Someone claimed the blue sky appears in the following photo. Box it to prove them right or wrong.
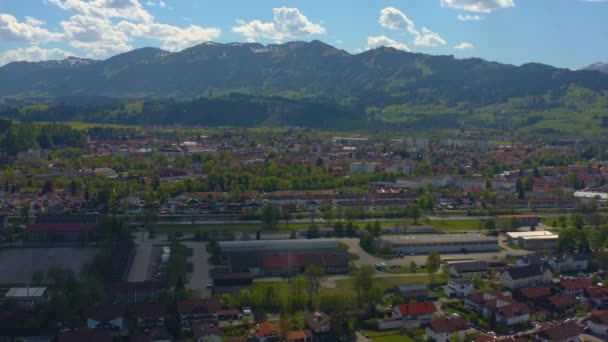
[0,0,607,69]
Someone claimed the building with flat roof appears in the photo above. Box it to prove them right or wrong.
[518,235,557,250]
[377,234,498,255]
[4,287,48,308]
[219,239,339,252]
[506,231,557,249]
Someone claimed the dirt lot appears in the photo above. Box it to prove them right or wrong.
[0,247,98,284]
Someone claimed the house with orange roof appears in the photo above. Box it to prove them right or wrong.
[248,321,281,342]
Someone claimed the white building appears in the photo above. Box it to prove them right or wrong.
[500,264,553,290]
[4,287,48,309]
[377,234,498,255]
[444,279,474,298]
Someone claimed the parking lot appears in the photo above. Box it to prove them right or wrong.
[128,232,212,297]
[0,247,98,284]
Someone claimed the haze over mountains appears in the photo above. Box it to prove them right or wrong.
[1,40,608,106]
[583,62,608,74]
[1,40,607,132]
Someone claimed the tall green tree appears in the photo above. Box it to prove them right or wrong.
[426,251,441,284]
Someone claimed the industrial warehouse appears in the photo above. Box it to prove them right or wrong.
[218,239,350,277]
[376,234,499,255]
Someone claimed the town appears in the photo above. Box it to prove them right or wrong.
[1,123,608,342]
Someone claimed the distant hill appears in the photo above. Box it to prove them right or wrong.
[2,40,608,106]
[583,62,608,74]
[1,40,608,133]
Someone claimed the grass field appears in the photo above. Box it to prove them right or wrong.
[428,219,482,231]
[360,330,416,342]
[381,267,428,275]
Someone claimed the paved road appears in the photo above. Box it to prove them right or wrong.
[184,241,212,298]
[128,230,154,282]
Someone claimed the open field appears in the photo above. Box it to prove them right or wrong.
[0,247,98,284]
[360,330,415,342]
[428,219,482,231]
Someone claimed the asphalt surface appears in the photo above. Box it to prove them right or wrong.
[183,241,211,297]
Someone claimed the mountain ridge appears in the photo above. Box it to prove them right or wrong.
[1,40,607,111]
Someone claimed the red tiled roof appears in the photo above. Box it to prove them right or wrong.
[560,278,591,290]
[177,298,221,315]
[286,330,307,340]
[589,310,608,325]
[547,294,577,309]
[396,301,437,316]
[585,286,608,299]
[519,286,551,300]
[497,303,530,318]
[537,322,582,340]
[428,317,468,334]
[260,254,302,269]
[250,321,281,338]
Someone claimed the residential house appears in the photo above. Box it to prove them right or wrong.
[217,309,239,321]
[584,287,608,308]
[248,321,281,342]
[559,278,591,297]
[391,302,437,328]
[133,303,167,329]
[552,253,589,273]
[395,284,429,302]
[586,310,608,337]
[466,290,529,325]
[444,279,474,298]
[177,298,221,330]
[500,264,553,290]
[546,294,578,314]
[517,286,552,306]
[304,311,331,338]
[496,302,531,326]
[83,304,126,332]
[448,261,488,278]
[4,287,48,309]
[285,330,313,342]
[191,322,223,342]
[426,316,468,342]
[535,322,582,342]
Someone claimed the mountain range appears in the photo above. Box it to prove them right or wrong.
[1,40,608,105]
[1,40,607,133]
[583,62,608,74]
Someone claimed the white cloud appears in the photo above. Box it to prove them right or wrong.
[232,7,325,41]
[414,27,447,47]
[379,7,416,35]
[118,21,220,51]
[145,0,166,7]
[378,7,446,47]
[0,14,64,42]
[0,46,74,66]
[48,0,154,22]
[440,0,515,13]
[454,42,474,49]
[367,36,410,51]
[457,14,483,21]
